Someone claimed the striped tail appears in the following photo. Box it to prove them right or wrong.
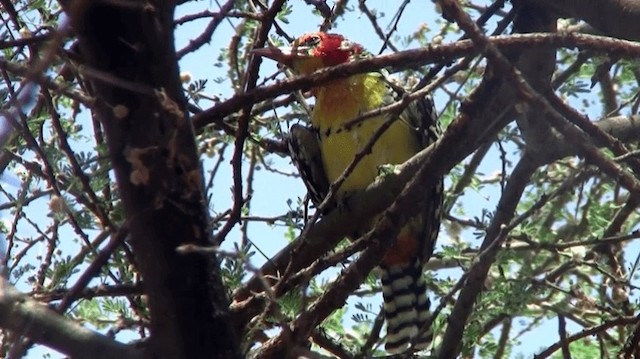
[380,260,432,354]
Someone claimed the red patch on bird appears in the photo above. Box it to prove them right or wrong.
[304,33,363,66]
[382,233,419,266]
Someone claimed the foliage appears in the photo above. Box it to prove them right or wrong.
[2,0,640,358]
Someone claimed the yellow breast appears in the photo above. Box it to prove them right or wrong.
[312,74,420,195]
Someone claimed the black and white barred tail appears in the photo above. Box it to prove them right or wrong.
[380,259,432,354]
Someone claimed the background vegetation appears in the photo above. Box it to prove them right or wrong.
[2,0,640,358]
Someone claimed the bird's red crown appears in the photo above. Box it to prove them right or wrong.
[293,32,363,66]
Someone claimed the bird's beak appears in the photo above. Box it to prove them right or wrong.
[252,45,312,67]
[253,46,291,62]
[252,46,293,67]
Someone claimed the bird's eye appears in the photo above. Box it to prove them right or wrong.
[301,35,321,47]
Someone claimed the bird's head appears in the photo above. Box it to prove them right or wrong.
[254,32,364,75]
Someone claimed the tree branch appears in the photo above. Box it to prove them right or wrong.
[524,0,640,40]
[0,278,143,359]
[193,32,640,131]
[64,0,241,357]
[436,1,640,356]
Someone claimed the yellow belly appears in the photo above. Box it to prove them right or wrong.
[311,73,421,195]
[320,116,420,195]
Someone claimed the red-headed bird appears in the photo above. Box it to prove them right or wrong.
[255,32,443,354]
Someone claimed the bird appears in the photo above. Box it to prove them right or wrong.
[254,32,443,354]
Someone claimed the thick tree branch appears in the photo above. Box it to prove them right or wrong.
[511,3,559,164]
[0,279,143,359]
[64,0,240,357]
[524,0,640,41]
[598,115,640,141]
[31,283,144,302]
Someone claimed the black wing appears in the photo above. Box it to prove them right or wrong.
[288,124,329,207]
[400,95,443,264]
